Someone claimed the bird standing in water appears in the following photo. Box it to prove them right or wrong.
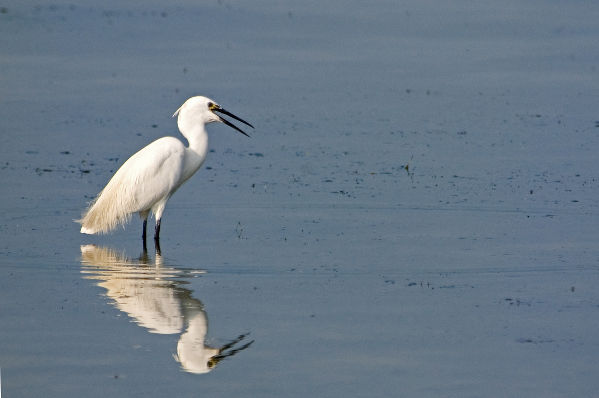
[78,96,253,250]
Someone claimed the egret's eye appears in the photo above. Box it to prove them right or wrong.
[208,102,219,110]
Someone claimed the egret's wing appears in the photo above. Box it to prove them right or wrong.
[79,137,185,234]
[124,137,186,212]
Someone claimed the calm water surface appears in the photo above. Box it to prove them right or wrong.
[1,1,599,397]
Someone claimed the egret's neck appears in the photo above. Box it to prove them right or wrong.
[181,126,209,182]
[185,126,208,155]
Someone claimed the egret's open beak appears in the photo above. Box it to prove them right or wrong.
[210,105,254,137]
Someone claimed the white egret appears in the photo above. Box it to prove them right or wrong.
[77,96,253,245]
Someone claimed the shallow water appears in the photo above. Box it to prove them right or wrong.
[1,1,599,397]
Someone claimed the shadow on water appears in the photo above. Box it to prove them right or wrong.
[79,244,253,374]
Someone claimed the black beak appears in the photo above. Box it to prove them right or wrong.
[213,107,254,137]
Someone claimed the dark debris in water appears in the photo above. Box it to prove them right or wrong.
[504,297,531,307]
[516,337,557,344]
[35,167,54,175]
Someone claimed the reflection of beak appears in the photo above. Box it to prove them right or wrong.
[212,106,254,137]
[207,356,220,369]
[210,333,254,368]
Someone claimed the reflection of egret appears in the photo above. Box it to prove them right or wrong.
[77,96,254,247]
[80,245,253,374]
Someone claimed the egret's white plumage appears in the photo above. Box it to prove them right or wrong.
[78,96,253,241]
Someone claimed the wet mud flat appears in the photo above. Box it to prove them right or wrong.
[2,1,599,397]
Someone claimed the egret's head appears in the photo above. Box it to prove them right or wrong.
[173,96,253,137]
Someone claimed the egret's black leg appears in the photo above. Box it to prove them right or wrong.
[154,219,162,256]
[154,219,161,241]
[139,246,149,262]
[154,238,162,256]
[142,219,148,252]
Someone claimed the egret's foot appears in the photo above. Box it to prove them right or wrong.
[154,237,162,256]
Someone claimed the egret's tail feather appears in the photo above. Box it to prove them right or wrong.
[80,226,97,234]
[77,197,133,234]
[77,180,136,234]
